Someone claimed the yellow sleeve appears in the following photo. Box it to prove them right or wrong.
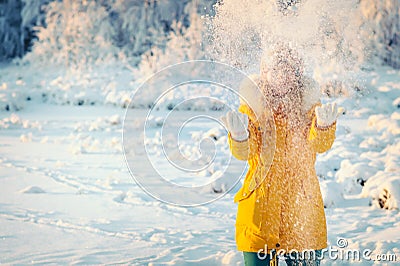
[228,112,263,161]
[228,133,249,161]
[227,104,260,161]
[308,115,336,153]
[228,131,256,161]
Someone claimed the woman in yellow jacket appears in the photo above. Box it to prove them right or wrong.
[221,47,339,266]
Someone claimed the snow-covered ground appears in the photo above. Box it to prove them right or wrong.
[0,65,399,265]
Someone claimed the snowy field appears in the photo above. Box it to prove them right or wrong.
[1,0,399,265]
[0,65,399,265]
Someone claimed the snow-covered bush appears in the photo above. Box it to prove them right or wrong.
[320,180,345,208]
[23,0,118,69]
[335,160,376,195]
[362,172,400,210]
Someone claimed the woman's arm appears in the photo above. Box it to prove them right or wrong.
[228,123,258,161]
[308,113,337,153]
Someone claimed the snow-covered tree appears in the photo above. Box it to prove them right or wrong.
[0,0,53,61]
[21,0,53,53]
[0,0,23,61]
[23,0,117,70]
[1,0,399,71]
[360,0,400,69]
[139,0,210,76]
[109,0,182,59]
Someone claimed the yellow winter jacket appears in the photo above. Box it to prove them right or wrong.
[228,103,336,253]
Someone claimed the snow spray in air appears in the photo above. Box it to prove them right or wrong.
[207,0,369,95]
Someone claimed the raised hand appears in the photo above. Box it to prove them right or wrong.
[315,102,339,127]
[220,110,249,141]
